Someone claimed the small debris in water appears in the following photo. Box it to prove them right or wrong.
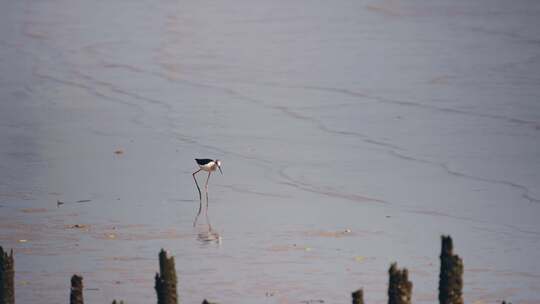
[57,200,65,207]
[344,228,352,233]
[76,199,92,203]
[114,149,124,155]
[355,256,365,263]
[107,233,117,239]
[66,224,88,229]
[18,239,28,243]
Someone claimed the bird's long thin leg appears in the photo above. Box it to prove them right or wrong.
[205,171,211,215]
[192,169,202,201]
[192,169,203,227]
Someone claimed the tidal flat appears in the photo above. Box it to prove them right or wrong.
[1,0,540,303]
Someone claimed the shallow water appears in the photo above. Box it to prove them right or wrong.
[1,0,540,303]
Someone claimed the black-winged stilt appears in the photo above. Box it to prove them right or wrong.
[192,158,223,201]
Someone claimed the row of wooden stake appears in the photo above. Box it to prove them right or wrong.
[0,235,509,304]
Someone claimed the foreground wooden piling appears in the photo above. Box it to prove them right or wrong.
[155,249,178,304]
[70,275,84,304]
[352,289,364,304]
[0,247,14,304]
[388,263,412,304]
[439,236,463,304]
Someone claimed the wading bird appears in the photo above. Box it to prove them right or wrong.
[192,158,223,201]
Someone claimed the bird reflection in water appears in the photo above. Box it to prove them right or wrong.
[193,199,221,245]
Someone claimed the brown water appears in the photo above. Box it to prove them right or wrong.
[1,0,540,303]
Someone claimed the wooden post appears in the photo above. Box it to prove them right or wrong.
[439,236,463,304]
[388,263,412,304]
[70,275,84,304]
[112,300,125,304]
[352,289,364,304]
[0,247,14,304]
[155,249,178,304]
[201,300,217,304]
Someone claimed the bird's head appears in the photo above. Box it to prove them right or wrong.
[215,160,223,175]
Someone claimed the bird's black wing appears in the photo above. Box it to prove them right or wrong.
[195,158,213,165]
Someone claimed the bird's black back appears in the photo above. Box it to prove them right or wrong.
[195,158,213,165]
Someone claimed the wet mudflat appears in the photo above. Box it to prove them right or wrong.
[1,0,540,303]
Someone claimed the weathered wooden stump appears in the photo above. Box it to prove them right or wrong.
[439,236,463,304]
[352,289,364,304]
[70,274,84,304]
[155,249,178,304]
[0,247,14,304]
[388,263,412,304]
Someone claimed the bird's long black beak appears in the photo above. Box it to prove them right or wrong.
[218,164,223,175]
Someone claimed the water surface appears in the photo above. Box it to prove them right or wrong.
[1,0,540,303]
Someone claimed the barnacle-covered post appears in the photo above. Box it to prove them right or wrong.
[70,274,84,304]
[388,263,412,304]
[155,249,178,304]
[0,247,15,304]
[439,236,463,304]
[352,289,365,304]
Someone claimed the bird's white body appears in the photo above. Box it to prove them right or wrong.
[198,161,220,172]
